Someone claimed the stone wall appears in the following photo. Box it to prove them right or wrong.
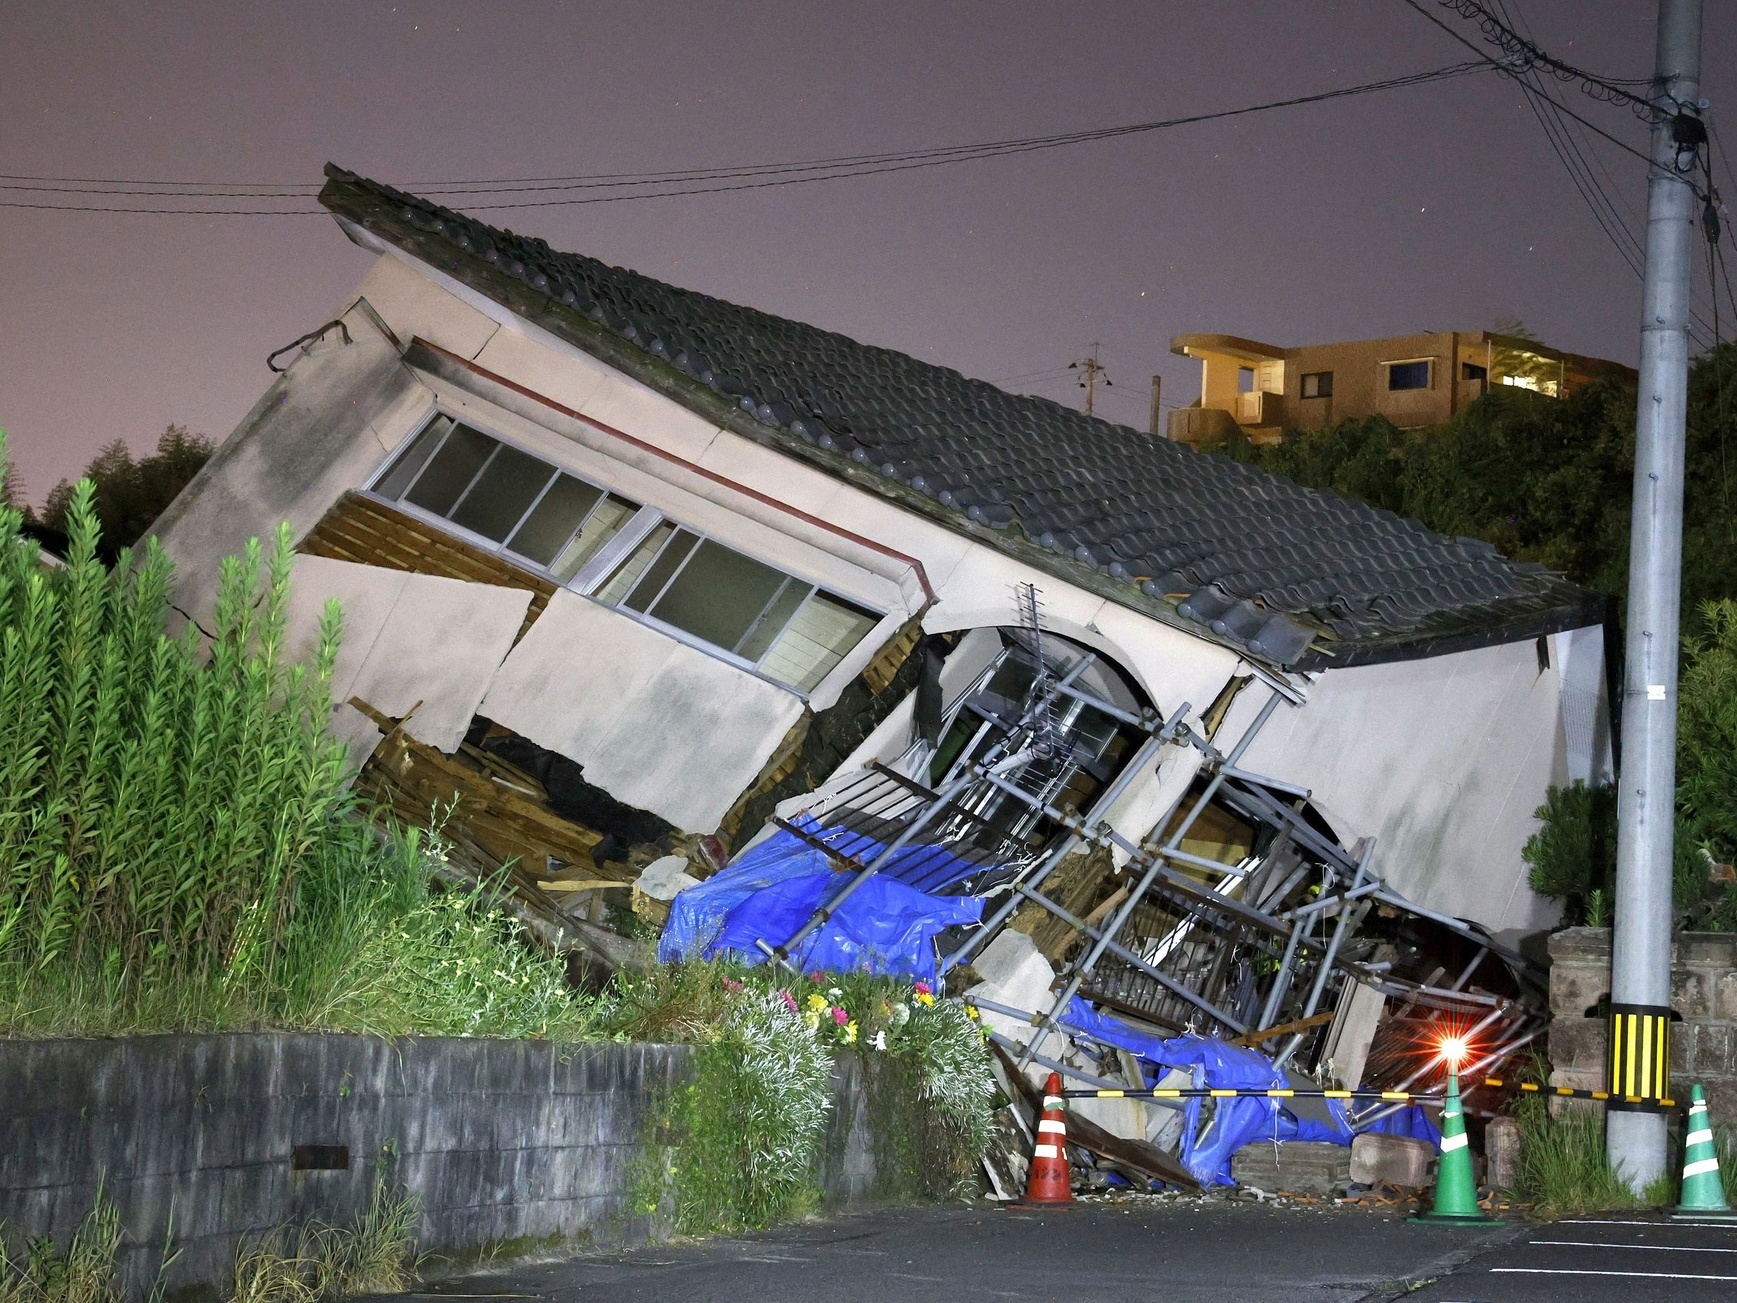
[1548,927,1737,1121]
[0,1036,900,1301]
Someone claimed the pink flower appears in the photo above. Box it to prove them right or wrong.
[722,978,744,993]
[831,1006,850,1026]
[913,980,933,996]
[777,990,798,1013]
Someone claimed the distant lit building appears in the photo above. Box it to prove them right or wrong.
[1167,330,1637,446]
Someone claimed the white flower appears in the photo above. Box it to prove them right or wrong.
[871,1030,887,1052]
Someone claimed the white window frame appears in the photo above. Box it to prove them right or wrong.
[365,410,886,695]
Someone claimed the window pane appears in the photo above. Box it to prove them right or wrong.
[644,538,790,650]
[595,521,676,604]
[758,592,879,691]
[624,529,701,613]
[507,474,603,566]
[552,494,641,582]
[375,415,453,500]
[1388,361,1430,391]
[736,578,808,662]
[403,423,496,517]
[449,444,554,542]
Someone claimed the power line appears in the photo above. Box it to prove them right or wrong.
[1402,0,1721,345]
[1431,0,1662,119]
[1396,0,1655,168]
[0,62,1490,216]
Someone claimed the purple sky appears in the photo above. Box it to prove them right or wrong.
[2,1,1732,502]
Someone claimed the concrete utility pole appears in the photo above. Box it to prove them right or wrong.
[1069,344,1110,417]
[1608,0,1703,1191]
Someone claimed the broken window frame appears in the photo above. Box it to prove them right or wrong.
[367,411,886,695]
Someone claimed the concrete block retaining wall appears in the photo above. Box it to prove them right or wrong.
[1548,927,1737,1122]
[0,1036,889,1300]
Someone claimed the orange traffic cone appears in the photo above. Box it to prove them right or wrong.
[1016,1072,1074,1205]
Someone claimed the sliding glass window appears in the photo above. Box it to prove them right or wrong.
[373,415,640,581]
[371,415,882,692]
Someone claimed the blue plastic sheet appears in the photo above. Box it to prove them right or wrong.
[1059,998,1438,1185]
[659,820,983,980]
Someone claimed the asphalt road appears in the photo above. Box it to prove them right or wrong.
[1413,1212,1737,1302]
[399,1196,1503,1303]
[394,1198,1737,1303]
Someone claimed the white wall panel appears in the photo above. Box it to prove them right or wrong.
[479,591,806,832]
[284,555,531,753]
[1224,637,1574,935]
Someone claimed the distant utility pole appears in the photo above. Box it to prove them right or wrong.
[1148,374,1163,435]
[1608,0,1703,1192]
[1069,344,1111,417]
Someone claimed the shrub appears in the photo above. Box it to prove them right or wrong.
[0,433,592,1039]
[630,964,997,1230]
[661,986,834,1232]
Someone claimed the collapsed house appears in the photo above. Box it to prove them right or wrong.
[152,164,1614,1182]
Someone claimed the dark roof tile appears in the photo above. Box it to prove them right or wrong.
[322,166,1602,668]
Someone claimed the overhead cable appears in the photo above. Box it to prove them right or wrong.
[1432,0,1663,120]
[0,62,1489,215]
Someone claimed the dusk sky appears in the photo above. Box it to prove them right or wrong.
[2,0,1732,502]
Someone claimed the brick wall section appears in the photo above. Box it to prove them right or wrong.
[1548,927,1737,1123]
[0,1036,892,1300]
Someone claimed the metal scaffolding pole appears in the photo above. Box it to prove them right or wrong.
[941,704,1190,977]
[1022,688,1286,1064]
[1608,0,1703,1191]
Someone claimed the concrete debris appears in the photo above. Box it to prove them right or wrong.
[1483,1116,1521,1191]
[1347,1133,1435,1189]
[1230,1142,1352,1198]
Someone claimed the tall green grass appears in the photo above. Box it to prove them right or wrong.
[0,434,590,1039]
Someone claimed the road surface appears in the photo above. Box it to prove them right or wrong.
[395,1197,1737,1303]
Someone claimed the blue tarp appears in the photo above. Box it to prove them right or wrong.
[658,819,983,980]
[1060,998,1440,1185]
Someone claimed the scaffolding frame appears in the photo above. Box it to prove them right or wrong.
[759,608,1547,1105]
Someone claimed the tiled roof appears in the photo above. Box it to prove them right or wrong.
[318,165,1604,670]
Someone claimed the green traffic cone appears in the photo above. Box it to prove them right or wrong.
[1411,1066,1500,1225]
[1673,1084,1734,1219]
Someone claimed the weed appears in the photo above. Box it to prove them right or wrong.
[230,1179,419,1303]
[628,964,997,1230]
[0,435,593,1041]
[0,1190,121,1303]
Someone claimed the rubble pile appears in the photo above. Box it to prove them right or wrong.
[648,614,1550,1195]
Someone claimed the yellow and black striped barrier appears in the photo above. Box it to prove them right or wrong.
[1061,1076,1675,1108]
[1608,1004,1674,1113]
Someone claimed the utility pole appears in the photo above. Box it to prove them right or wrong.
[1069,344,1110,417]
[1149,374,1163,435]
[1608,0,1703,1192]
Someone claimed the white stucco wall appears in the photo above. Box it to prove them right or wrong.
[478,591,806,831]
[284,554,531,754]
[1218,635,1584,936]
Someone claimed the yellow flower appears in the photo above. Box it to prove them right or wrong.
[806,992,829,1012]
[915,991,935,1007]
[966,1004,980,1021]
[842,1020,859,1044]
